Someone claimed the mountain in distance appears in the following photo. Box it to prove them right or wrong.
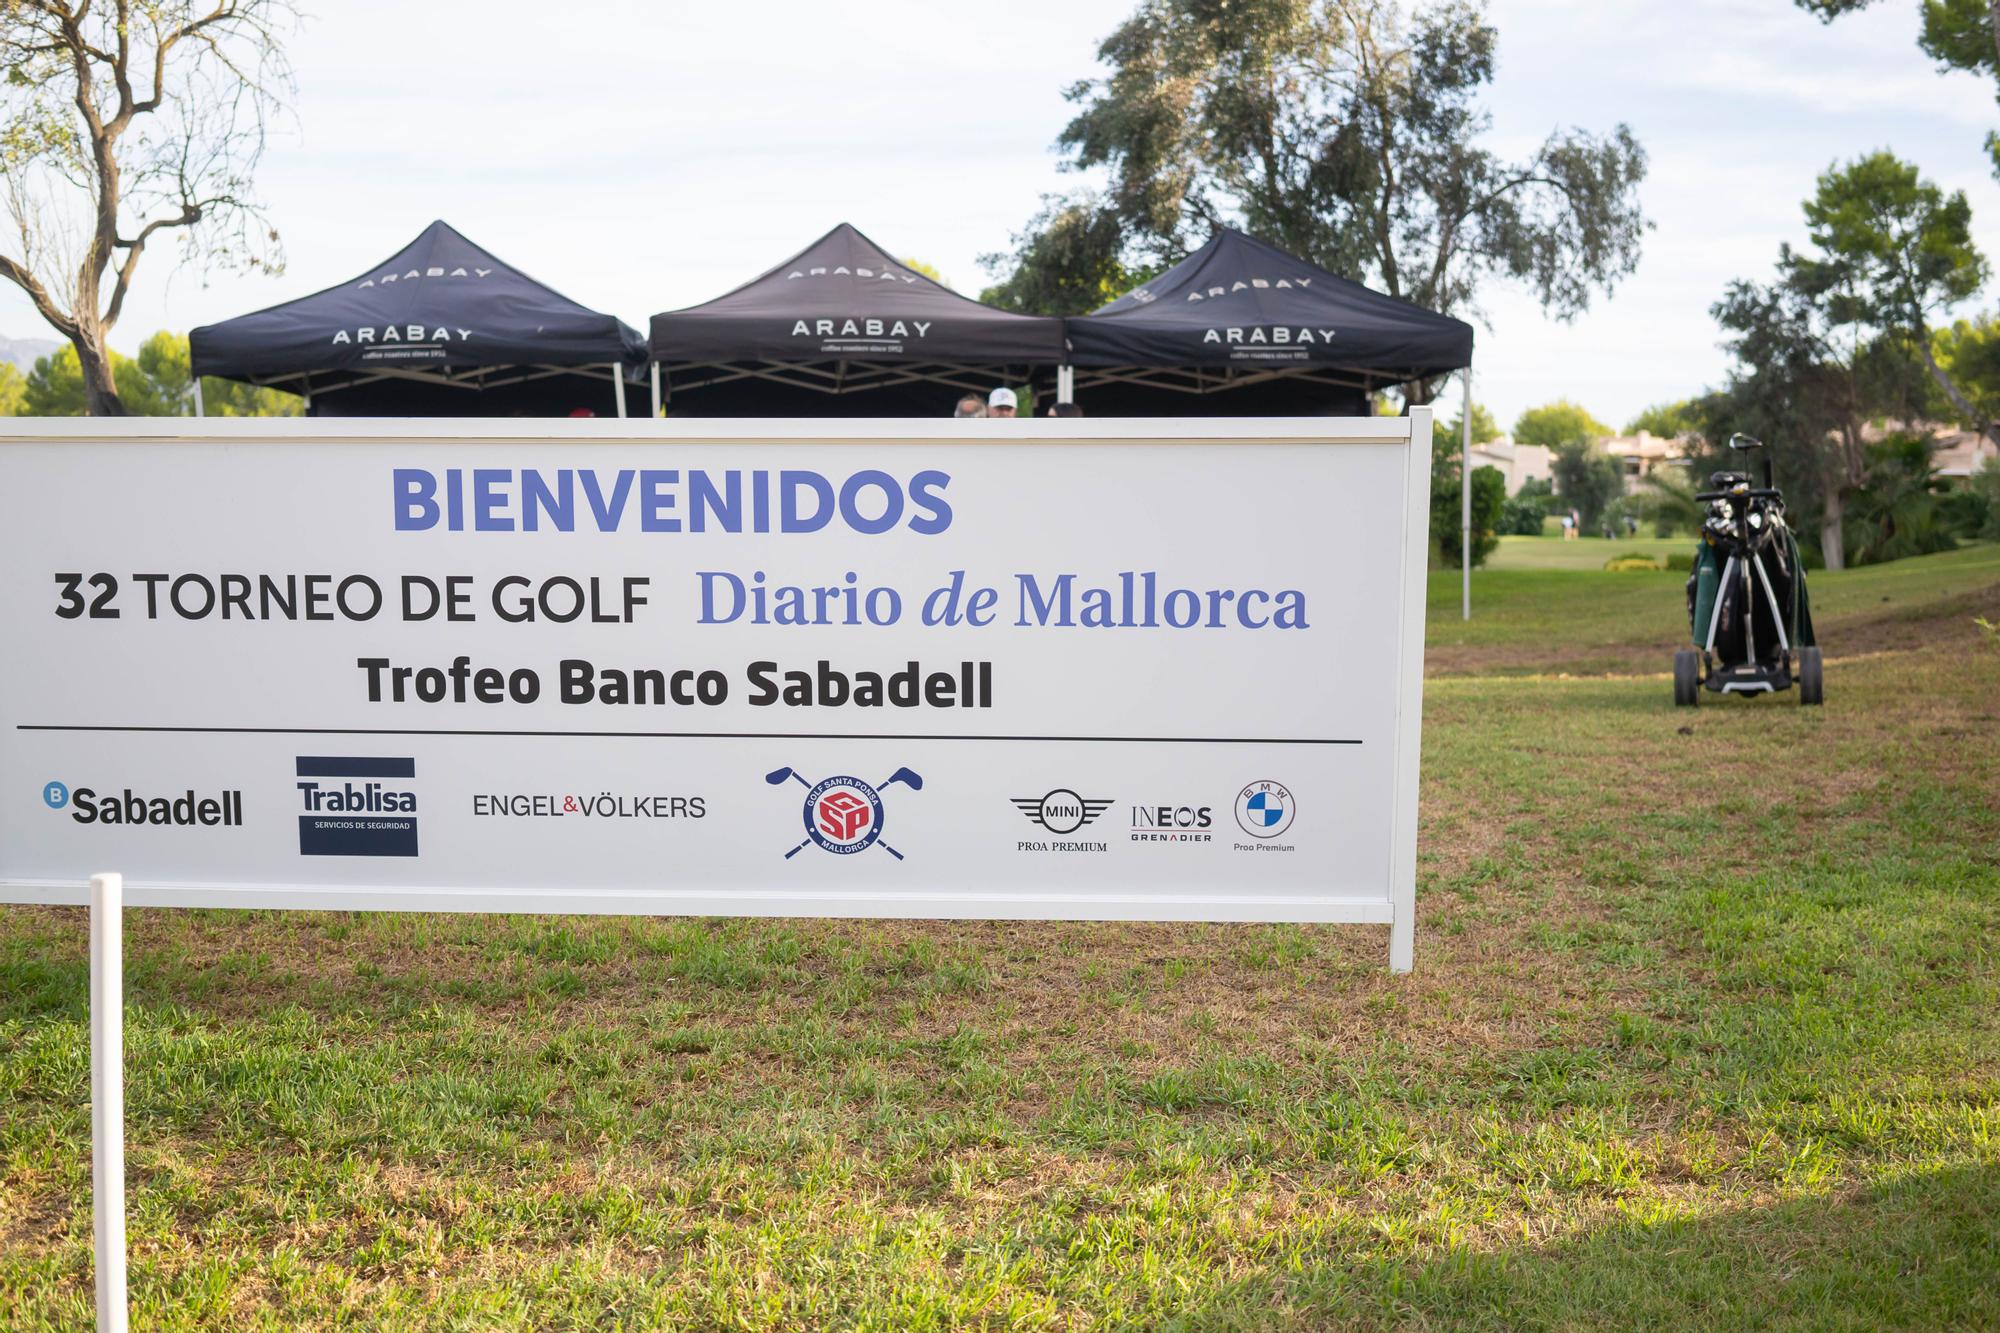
[0,334,60,373]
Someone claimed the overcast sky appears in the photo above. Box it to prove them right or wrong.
[3,0,1995,430]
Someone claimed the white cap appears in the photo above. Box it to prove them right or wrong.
[988,387,1018,408]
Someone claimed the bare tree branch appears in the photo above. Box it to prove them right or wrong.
[0,0,295,411]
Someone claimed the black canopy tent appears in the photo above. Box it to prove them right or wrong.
[1062,227,1473,416]
[189,220,647,417]
[647,223,1065,416]
[1067,226,1481,619]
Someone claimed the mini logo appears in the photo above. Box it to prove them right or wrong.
[1012,789,1112,836]
[765,765,923,860]
[296,756,418,857]
[43,780,68,809]
[1234,780,1296,838]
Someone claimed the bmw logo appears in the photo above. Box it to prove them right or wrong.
[1233,780,1295,838]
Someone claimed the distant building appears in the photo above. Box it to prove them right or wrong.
[1915,425,1997,486]
[1599,430,1690,492]
[1467,434,1552,494]
[1468,429,1692,497]
[1849,419,1998,485]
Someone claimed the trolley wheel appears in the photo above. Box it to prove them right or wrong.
[1673,649,1700,707]
[1798,646,1823,706]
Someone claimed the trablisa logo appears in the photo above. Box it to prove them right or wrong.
[42,779,243,827]
[295,757,418,857]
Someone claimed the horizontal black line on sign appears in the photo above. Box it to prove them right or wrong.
[17,725,1360,745]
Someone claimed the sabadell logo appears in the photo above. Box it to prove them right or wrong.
[41,778,244,827]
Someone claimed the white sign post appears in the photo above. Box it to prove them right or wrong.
[2,415,1432,1318]
[90,870,127,1333]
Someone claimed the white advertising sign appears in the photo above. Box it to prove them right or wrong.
[0,416,1431,969]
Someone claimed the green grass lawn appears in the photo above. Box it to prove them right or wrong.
[1484,533,1689,571]
[1428,540,2000,677]
[2,549,1996,1329]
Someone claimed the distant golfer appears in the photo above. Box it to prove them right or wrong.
[953,394,986,418]
[987,387,1018,418]
[1047,402,1083,417]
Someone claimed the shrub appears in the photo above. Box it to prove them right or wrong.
[1501,493,1549,536]
[1551,440,1624,531]
[1432,463,1506,567]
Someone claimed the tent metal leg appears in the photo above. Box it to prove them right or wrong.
[612,365,626,418]
[1058,365,1074,405]
[650,363,662,417]
[192,380,204,417]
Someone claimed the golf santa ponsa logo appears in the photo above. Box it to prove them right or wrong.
[765,765,924,860]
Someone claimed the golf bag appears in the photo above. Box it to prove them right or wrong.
[1674,435,1822,706]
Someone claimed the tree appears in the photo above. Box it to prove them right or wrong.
[0,2,297,414]
[1434,399,1499,449]
[0,361,23,415]
[125,329,299,415]
[988,0,1648,397]
[1513,399,1610,449]
[22,341,147,414]
[900,257,951,289]
[1500,476,1551,534]
[1706,264,1878,569]
[16,329,298,415]
[1706,154,1984,568]
[1844,433,1958,564]
[1795,1,2000,78]
[1549,439,1622,531]
[1803,152,1989,432]
[1797,0,2000,172]
[1973,453,2000,539]
[1432,460,1503,566]
[981,196,1158,315]
[1930,313,2000,424]
[1638,467,1704,537]
[1626,399,1696,438]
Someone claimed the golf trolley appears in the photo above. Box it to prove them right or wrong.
[1674,434,1822,707]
